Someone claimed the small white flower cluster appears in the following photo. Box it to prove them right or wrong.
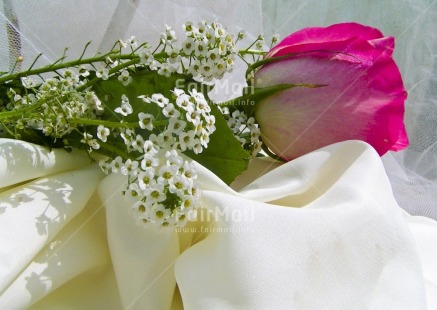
[152,21,237,82]
[251,33,280,50]
[255,34,265,50]
[98,88,215,227]
[8,70,102,138]
[101,149,200,228]
[96,22,238,88]
[138,88,216,154]
[219,106,262,157]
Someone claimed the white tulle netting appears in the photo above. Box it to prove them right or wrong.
[0,0,436,219]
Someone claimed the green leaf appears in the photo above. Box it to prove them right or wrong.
[222,83,326,116]
[93,70,250,185]
[93,69,181,122]
[184,102,250,185]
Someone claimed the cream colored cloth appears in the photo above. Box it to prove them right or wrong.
[0,138,436,309]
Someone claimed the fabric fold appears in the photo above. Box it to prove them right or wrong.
[1,192,112,309]
[99,174,180,310]
[0,139,436,309]
[0,139,93,189]
[175,141,427,309]
[0,164,104,296]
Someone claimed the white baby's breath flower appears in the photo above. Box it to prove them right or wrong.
[80,132,100,151]
[127,182,142,198]
[168,48,181,64]
[118,70,132,86]
[131,135,145,153]
[114,95,133,116]
[192,140,203,154]
[175,93,192,110]
[182,21,193,34]
[161,24,177,45]
[118,39,128,49]
[162,103,180,118]
[97,125,110,142]
[143,140,159,154]
[99,160,111,174]
[237,30,246,40]
[157,62,174,77]
[121,159,139,177]
[182,161,197,179]
[21,77,38,89]
[146,184,167,203]
[168,174,189,196]
[158,130,177,148]
[127,35,138,48]
[157,164,178,185]
[131,201,148,218]
[178,130,195,151]
[186,110,201,127]
[150,93,169,108]
[78,65,90,77]
[141,153,160,170]
[165,149,183,168]
[138,112,154,130]
[168,118,186,135]
[149,203,170,225]
[96,66,109,80]
[182,38,195,55]
[194,41,208,57]
[138,169,156,190]
[139,49,154,65]
[271,33,280,44]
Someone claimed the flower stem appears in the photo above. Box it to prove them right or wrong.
[261,143,285,162]
[98,142,131,159]
[0,50,169,85]
[238,49,266,56]
[0,52,118,83]
[76,58,140,91]
[0,99,45,119]
[76,51,168,91]
[69,118,169,129]
[69,118,139,128]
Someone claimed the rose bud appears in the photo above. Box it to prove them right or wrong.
[254,22,408,160]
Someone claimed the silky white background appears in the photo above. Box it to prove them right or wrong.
[0,1,436,309]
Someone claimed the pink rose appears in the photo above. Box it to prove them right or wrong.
[254,22,408,160]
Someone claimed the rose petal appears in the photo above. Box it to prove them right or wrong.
[255,50,407,160]
[267,23,385,58]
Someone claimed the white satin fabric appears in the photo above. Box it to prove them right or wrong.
[0,138,436,309]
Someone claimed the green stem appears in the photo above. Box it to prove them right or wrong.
[219,83,326,116]
[98,142,131,159]
[0,52,134,84]
[219,84,300,107]
[70,118,169,129]
[0,120,15,136]
[76,58,140,91]
[245,53,297,78]
[153,120,169,127]
[76,51,168,92]
[69,118,139,128]
[0,49,169,85]
[238,49,266,56]
[0,99,45,119]
[261,142,286,162]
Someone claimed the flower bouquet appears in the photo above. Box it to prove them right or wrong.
[1,12,436,309]
[0,21,408,228]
